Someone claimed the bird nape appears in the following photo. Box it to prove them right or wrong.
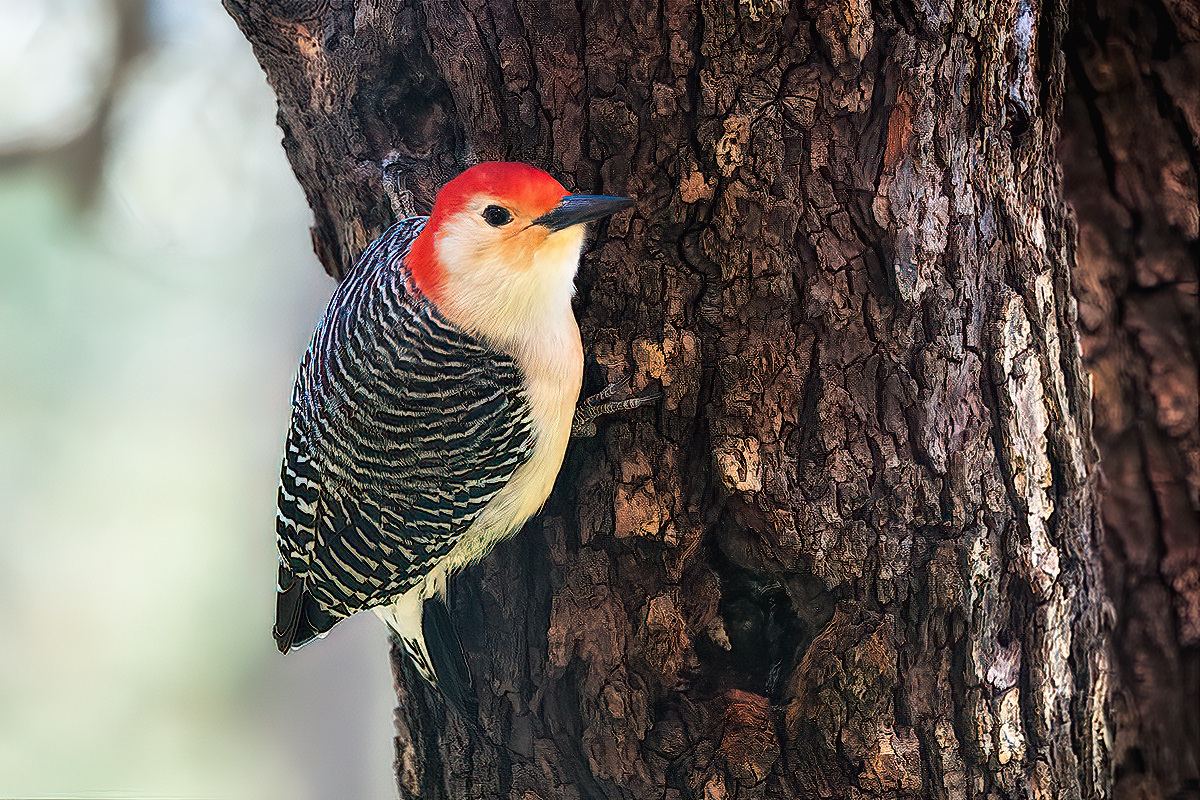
[272,161,653,712]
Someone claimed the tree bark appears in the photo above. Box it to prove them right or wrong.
[226,1,1114,797]
[1060,0,1200,797]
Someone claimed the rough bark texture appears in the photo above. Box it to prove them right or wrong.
[226,0,1114,797]
[1060,0,1200,797]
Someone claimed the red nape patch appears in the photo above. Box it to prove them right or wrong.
[405,162,569,301]
[406,227,442,302]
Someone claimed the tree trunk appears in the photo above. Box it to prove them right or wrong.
[226,1,1113,797]
[1060,0,1200,797]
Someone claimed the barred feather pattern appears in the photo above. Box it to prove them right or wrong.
[274,218,536,651]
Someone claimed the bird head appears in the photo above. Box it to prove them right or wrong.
[406,162,633,349]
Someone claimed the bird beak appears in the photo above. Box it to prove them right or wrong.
[532,195,635,232]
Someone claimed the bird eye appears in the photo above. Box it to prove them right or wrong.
[482,205,513,227]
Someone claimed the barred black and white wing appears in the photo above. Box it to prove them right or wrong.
[274,219,537,653]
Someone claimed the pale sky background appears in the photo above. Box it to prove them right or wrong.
[0,1,398,798]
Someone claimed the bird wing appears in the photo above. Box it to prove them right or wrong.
[274,219,536,652]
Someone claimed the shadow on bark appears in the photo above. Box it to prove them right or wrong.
[1061,0,1200,797]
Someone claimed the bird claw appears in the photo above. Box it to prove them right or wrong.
[572,377,657,437]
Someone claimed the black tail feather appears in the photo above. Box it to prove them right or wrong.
[273,564,303,653]
[422,597,478,719]
[274,564,335,653]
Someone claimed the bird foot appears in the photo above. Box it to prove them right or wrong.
[572,377,657,437]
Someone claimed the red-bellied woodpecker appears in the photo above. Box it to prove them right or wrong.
[273,162,648,701]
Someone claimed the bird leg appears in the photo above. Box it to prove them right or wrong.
[572,377,657,437]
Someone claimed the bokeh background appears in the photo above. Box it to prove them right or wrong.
[0,1,397,798]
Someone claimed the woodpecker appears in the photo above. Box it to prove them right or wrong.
[274,162,644,699]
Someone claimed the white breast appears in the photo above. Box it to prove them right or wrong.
[437,308,582,575]
[407,224,587,592]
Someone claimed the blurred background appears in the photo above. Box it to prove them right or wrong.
[0,1,397,798]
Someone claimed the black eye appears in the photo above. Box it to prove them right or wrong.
[483,205,513,227]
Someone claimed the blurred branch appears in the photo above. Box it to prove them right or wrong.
[0,0,149,209]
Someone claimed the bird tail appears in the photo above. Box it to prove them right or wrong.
[376,584,477,718]
[274,563,337,653]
